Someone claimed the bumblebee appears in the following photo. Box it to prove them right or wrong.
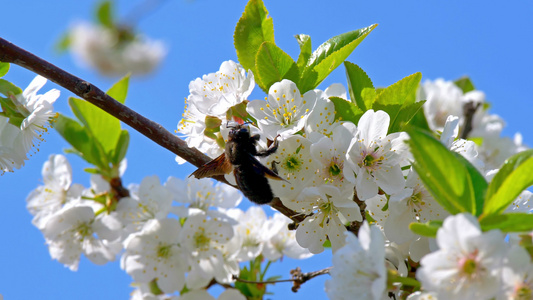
[190,124,285,204]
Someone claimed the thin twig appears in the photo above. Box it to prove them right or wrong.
[231,266,332,293]
[346,190,366,235]
[0,37,302,222]
[461,101,481,139]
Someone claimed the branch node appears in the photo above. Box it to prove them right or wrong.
[75,81,92,97]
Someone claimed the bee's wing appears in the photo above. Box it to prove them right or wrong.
[248,154,288,182]
[189,153,233,179]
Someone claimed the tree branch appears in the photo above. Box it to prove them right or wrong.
[231,266,332,293]
[0,37,303,222]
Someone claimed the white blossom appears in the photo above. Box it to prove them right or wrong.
[70,22,166,76]
[418,78,464,131]
[0,115,26,173]
[115,175,173,232]
[325,222,387,300]
[384,169,448,245]
[42,203,122,271]
[416,213,507,300]
[122,218,186,294]
[265,135,319,201]
[344,110,408,200]
[187,60,254,117]
[441,115,484,171]
[262,213,312,261]
[8,75,59,156]
[247,79,317,139]
[294,185,362,254]
[26,154,83,229]
[225,206,273,261]
[178,214,235,289]
[165,177,242,218]
[309,122,357,198]
[500,245,533,300]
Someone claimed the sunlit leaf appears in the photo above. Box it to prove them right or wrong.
[407,127,477,215]
[344,61,375,110]
[234,0,274,82]
[298,24,377,93]
[255,42,299,91]
[483,150,533,216]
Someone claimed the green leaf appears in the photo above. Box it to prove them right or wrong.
[0,63,9,78]
[480,213,533,232]
[69,97,122,157]
[298,24,377,93]
[295,34,312,71]
[407,127,477,215]
[227,101,256,124]
[106,74,129,104]
[66,76,128,158]
[344,61,375,110]
[374,72,421,107]
[234,0,274,81]
[373,101,426,134]
[54,114,108,168]
[110,130,129,165]
[483,150,533,216]
[454,76,475,94]
[409,220,443,238]
[330,96,364,124]
[372,73,422,133]
[0,79,22,96]
[204,116,222,140]
[453,152,487,216]
[97,1,114,28]
[255,42,299,91]
[409,107,431,132]
[55,32,72,54]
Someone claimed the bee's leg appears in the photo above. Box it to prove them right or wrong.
[256,134,280,157]
[270,160,280,174]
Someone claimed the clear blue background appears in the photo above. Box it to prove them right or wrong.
[1,1,532,299]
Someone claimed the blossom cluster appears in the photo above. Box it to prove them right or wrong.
[26,154,311,298]
[177,61,531,299]
[68,22,166,76]
[0,76,59,174]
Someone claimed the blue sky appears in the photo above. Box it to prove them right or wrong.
[1,0,532,299]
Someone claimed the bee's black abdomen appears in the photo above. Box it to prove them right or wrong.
[233,164,275,204]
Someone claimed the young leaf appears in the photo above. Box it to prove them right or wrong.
[407,127,477,215]
[66,75,129,157]
[110,130,129,165]
[409,220,443,238]
[373,73,422,133]
[295,34,312,71]
[374,72,421,107]
[106,74,130,104]
[453,152,487,216]
[234,0,274,79]
[454,76,475,94]
[298,24,377,93]
[480,213,533,232]
[0,63,9,78]
[483,150,533,216]
[344,61,375,110]
[409,107,431,132]
[255,42,299,91]
[69,97,122,156]
[0,79,22,96]
[54,114,108,169]
[97,0,114,28]
[55,32,72,54]
[330,96,364,124]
